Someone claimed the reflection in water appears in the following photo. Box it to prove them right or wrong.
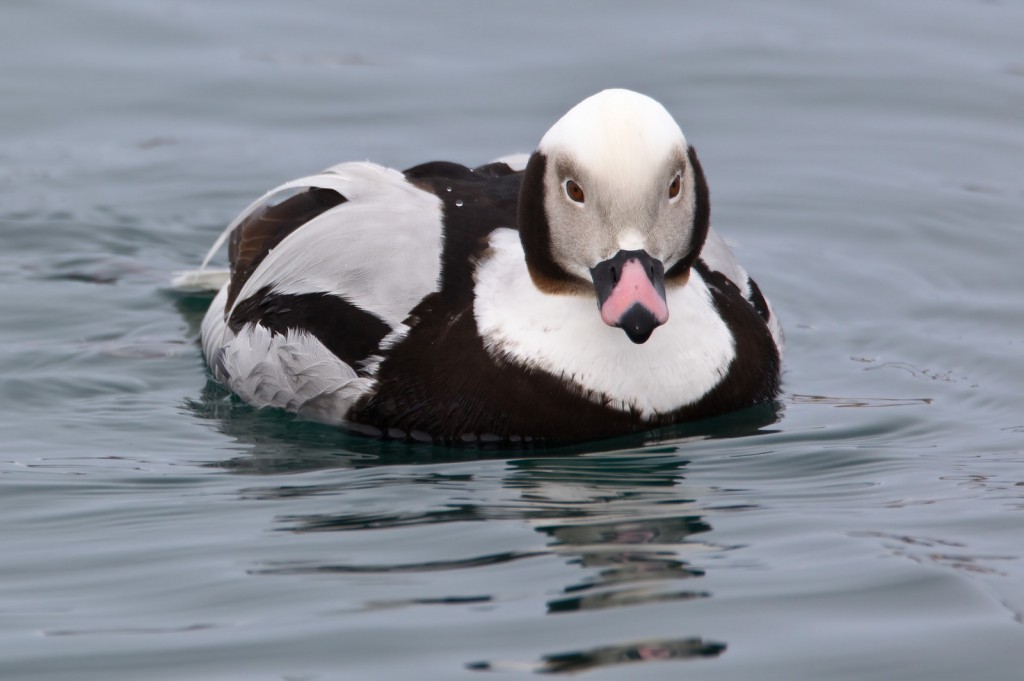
[851,531,1015,577]
[545,535,709,614]
[248,453,737,673]
[171,291,214,339]
[252,550,547,575]
[490,458,731,673]
[790,393,933,408]
[468,636,726,674]
[506,457,715,616]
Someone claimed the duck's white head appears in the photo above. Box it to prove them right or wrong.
[518,89,710,344]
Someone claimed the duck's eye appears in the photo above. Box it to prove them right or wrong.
[668,174,682,200]
[564,179,585,204]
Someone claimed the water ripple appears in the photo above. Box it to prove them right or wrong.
[252,550,548,575]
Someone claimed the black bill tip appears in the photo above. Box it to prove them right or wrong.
[619,304,659,344]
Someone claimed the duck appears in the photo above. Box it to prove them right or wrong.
[191,89,783,445]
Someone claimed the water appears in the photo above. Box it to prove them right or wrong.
[2,1,1023,679]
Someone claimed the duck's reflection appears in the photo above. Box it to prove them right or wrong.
[469,636,725,674]
[488,456,731,671]
[505,457,714,615]
[241,451,740,673]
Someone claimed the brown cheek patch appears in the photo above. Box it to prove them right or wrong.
[518,152,591,294]
[526,267,592,295]
[665,268,691,287]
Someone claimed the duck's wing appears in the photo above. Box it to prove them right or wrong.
[199,162,447,424]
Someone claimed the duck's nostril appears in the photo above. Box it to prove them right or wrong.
[609,266,618,284]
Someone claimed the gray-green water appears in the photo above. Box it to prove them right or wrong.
[3,1,1024,679]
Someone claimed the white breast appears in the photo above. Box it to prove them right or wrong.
[473,229,736,418]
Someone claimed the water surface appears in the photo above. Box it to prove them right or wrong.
[2,1,1024,679]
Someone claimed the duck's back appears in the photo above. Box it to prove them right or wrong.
[199,159,524,425]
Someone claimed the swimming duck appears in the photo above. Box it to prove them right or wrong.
[193,89,782,445]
